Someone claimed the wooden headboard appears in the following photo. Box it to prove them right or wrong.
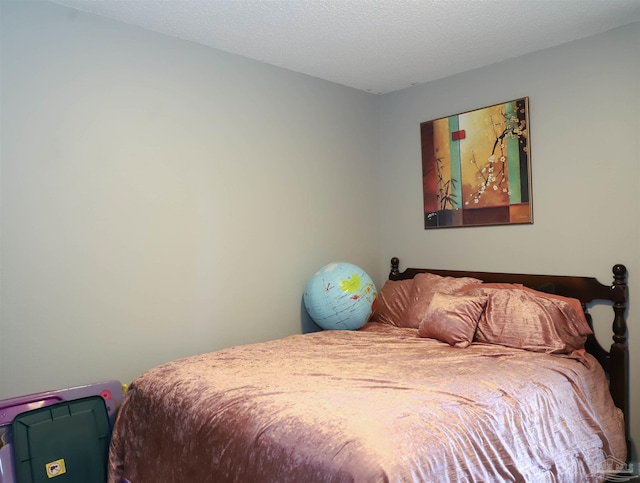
[388,257,630,453]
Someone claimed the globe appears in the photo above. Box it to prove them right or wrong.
[303,262,377,330]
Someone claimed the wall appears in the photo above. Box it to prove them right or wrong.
[0,1,380,397]
[378,22,640,455]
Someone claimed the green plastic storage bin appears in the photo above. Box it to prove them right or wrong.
[11,395,111,483]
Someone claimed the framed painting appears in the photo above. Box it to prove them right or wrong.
[420,97,532,229]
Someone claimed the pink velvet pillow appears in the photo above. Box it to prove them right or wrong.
[418,292,488,348]
[520,285,588,325]
[463,286,592,353]
[369,279,414,327]
[400,273,482,328]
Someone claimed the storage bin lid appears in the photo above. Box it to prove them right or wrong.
[11,396,111,483]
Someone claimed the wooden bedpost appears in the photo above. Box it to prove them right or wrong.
[609,264,629,456]
[390,257,400,280]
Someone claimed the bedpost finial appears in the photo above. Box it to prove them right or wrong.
[613,264,627,282]
[390,257,400,278]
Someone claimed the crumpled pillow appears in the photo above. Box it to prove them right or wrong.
[461,284,592,353]
[400,272,482,328]
[369,279,414,327]
[418,292,488,348]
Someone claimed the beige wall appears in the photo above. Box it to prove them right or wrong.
[378,22,640,455]
[0,1,380,396]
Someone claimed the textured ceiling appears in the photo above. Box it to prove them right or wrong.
[50,0,640,94]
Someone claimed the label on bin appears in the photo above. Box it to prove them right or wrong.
[46,459,67,478]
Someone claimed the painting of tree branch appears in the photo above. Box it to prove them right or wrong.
[420,97,532,229]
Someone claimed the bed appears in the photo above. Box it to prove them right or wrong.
[108,258,630,482]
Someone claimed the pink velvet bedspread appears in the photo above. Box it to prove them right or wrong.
[108,323,626,482]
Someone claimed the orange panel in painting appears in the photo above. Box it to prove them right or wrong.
[421,122,437,212]
[509,203,532,224]
[459,105,511,210]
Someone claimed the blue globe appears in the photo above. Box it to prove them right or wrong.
[303,262,377,330]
